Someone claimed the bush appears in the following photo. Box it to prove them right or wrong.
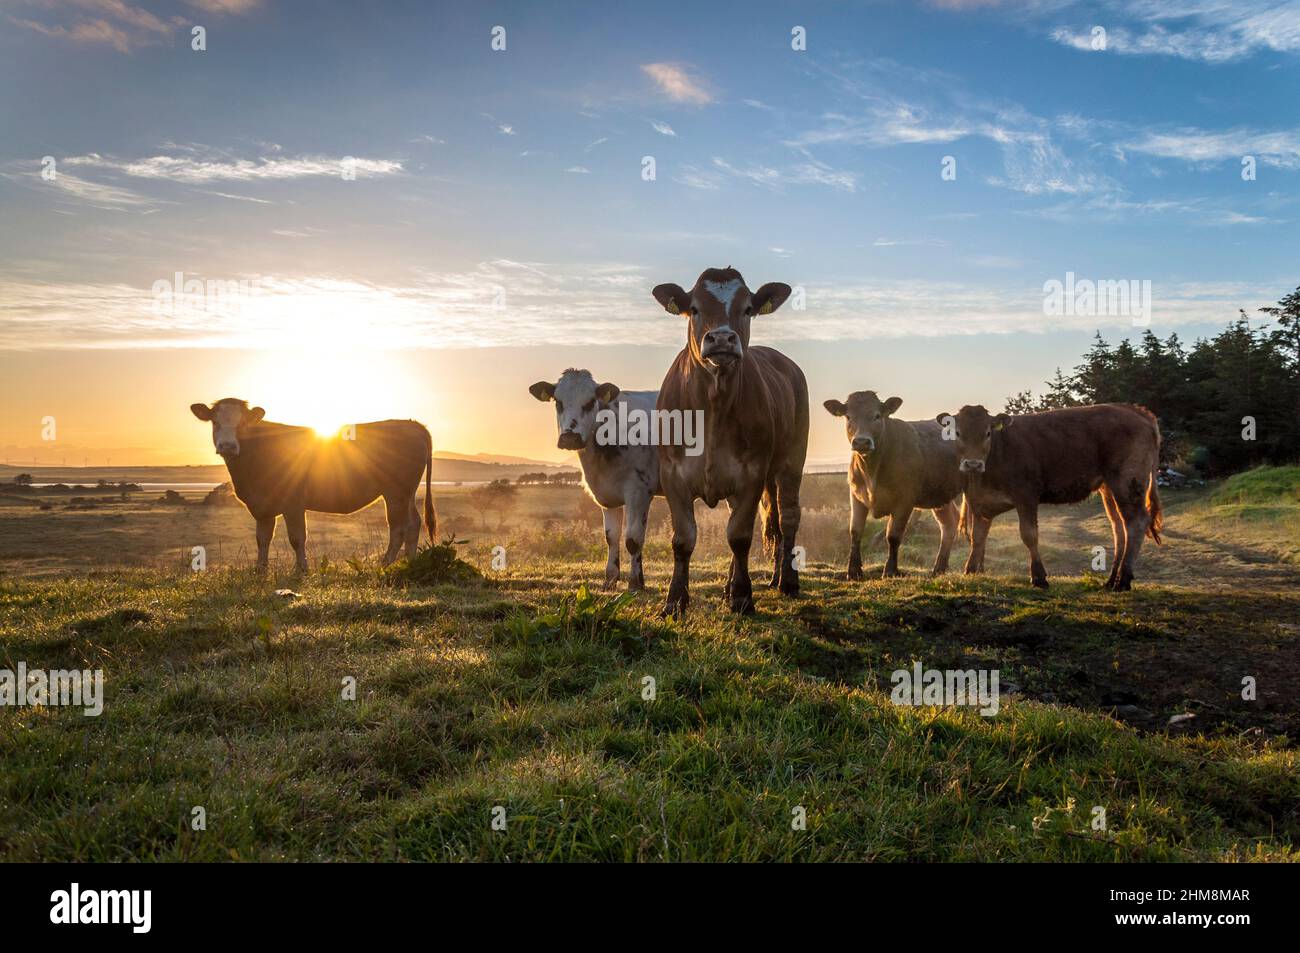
[382,543,483,586]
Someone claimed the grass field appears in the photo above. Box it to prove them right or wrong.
[1,470,1298,861]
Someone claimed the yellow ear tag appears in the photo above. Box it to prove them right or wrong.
[993,422,1004,431]
[758,300,775,315]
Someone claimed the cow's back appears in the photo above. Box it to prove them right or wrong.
[991,404,1158,505]
[229,419,429,516]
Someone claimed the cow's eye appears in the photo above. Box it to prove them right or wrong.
[986,429,992,438]
[955,430,962,439]
[874,413,881,420]
[582,400,595,412]
[744,305,754,316]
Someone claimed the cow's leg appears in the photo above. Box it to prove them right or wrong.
[1016,504,1048,588]
[882,507,912,577]
[379,495,406,566]
[725,490,762,614]
[847,491,868,581]
[624,491,650,592]
[965,513,993,573]
[601,506,623,590]
[255,515,276,572]
[1112,482,1150,592]
[931,502,959,575]
[1099,485,1125,590]
[662,490,697,618]
[404,498,421,559]
[284,509,309,573]
[775,471,802,597]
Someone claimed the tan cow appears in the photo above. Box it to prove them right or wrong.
[823,391,963,578]
[938,403,1162,590]
[652,266,808,616]
[190,398,437,571]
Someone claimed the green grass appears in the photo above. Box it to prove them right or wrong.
[2,558,1297,862]
[1210,465,1300,506]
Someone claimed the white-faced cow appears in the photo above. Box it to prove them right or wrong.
[823,391,964,578]
[938,403,1162,591]
[190,398,437,572]
[652,267,808,616]
[529,369,660,590]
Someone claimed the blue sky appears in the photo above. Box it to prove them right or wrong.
[1,0,1298,464]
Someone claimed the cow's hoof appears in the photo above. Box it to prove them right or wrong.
[661,595,688,619]
[766,574,780,589]
[1031,577,1049,589]
[1113,578,1133,593]
[729,595,756,614]
[602,578,619,592]
[627,579,646,593]
[881,568,902,579]
[846,567,864,581]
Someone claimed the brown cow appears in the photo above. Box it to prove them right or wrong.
[823,391,963,578]
[937,403,1162,590]
[652,266,808,616]
[190,398,437,571]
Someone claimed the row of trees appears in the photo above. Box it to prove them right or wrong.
[514,471,581,485]
[1006,287,1300,474]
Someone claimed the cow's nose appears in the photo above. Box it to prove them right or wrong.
[960,459,984,473]
[557,431,585,451]
[217,442,238,456]
[703,329,739,350]
[852,436,875,453]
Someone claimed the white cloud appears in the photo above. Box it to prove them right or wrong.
[564,166,591,174]
[64,152,403,183]
[649,120,677,137]
[641,63,713,105]
[1125,128,1300,170]
[498,124,516,136]
[0,266,1287,350]
[1048,1,1300,62]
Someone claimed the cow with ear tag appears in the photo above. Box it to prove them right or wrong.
[528,369,661,591]
[937,403,1163,590]
[190,398,437,572]
[651,266,809,617]
[823,390,964,579]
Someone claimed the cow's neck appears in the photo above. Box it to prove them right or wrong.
[696,358,747,502]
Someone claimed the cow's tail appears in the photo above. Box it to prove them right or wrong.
[1146,475,1163,544]
[1144,408,1162,544]
[760,481,780,554]
[958,495,973,542]
[423,427,439,544]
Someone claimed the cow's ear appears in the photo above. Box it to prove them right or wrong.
[652,283,691,316]
[595,382,620,403]
[823,399,846,417]
[190,403,213,421]
[882,396,903,417]
[529,381,556,402]
[247,407,266,423]
[751,282,792,315]
[935,412,951,426]
[994,413,1012,431]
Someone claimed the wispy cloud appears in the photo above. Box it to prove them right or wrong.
[11,0,259,53]
[2,267,1282,350]
[641,63,713,104]
[1125,127,1300,170]
[564,166,591,174]
[64,151,403,183]
[1047,1,1300,62]
[649,120,677,137]
[675,156,857,193]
